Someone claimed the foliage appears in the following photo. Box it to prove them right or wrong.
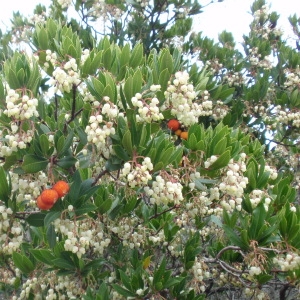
[0,0,299,299]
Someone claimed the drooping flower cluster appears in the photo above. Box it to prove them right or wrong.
[89,0,122,20]
[57,0,72,9]
[16,271,85,300]
[252,4,283,41]
[131,92,164,123]
[85,111,115,158]
[163,71,213,126]
[223,71,245,87]
[4,89,39,120]
[216,156,248,212]
[274,105,300,128]
[29,11,47,25]
[1,126,34,155]
[44,49,58,68]
[284,66,300,90]
[108,217,145,249]
[50,60,81,93]
[10,172,48,205]
[0,205,23,255]
[144,171,183,205]
[249,189,272,210]
[248,47,272,69]
[54,215,111,258]
[121,157,153,188]
[273,252,300,272]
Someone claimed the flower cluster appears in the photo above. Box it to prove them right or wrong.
[248,266,262,277]
[10,172,48,205]
[252,4,283,41]
[90,0,122,20]
[29,11,47,25]
[248,47,272,69]
[50,60,81,93]
[57,0,72,9]
[131,92,164,123]
[121,157,153,188]
[274,106,300,128]
[85,112,115,157]
[273,252,300,271]
[102,96,119,119]
[284,66,300,90]
[4,89,39,120]
[0,205,23,255]
[249,189,272,210]
[0,115,36,156]
[163,71,213,126]
[44,49,58,68]
[223,72,245,87]
[217,156,248,212]
[54,216,111,258]
[206,59,224,75]
[144,171,183,205]
[16,272,85,300]
[108,217,145,249]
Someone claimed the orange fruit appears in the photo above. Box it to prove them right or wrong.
[52,180,70,198]
[40,189,59,205]
[36,195,53,210]
[167,119,181,131]
[174,129,182,136]
[180,131,188,140]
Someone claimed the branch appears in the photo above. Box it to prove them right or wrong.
[92,169,109,186]
[149,204,180,220]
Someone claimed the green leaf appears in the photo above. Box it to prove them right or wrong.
[158,68,170,92]
[213,137,227,155]
[74,203,97,216]
[46,223,57,248]
[52,257,76,270]
[22,154,48,173]
[122,130,133,156]
[111,284,136,298]
[30,249,55,265]
[39,134,50,156]
[56,156,78,169]
[129,43,143,69]
[44,211,61,228]
[26,212,46,227]
[119,269,132,291]
[123,76,134,107]
[0,167,10,204]
[249,204,266,240]
[208,150,231,170]
[58,130,74,157]
[38,27,49,50]
[223,225,249,250]
[256,274,273,285]
[12,252,35,274]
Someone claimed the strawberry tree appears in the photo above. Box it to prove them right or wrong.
[0,0,300,299]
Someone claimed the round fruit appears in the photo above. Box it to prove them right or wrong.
[174,129,182,137]
[167,119,181,131]
[36,195,53,210]
[40,189,59,205]
[52,180,70,198]
[180,131,188,140]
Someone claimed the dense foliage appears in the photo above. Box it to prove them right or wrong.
[0,0,300,299]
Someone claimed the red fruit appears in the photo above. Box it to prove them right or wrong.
[52,180,70,198]
[167,119,181,131]
[36,195,53,210]
[40,189,59,205]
